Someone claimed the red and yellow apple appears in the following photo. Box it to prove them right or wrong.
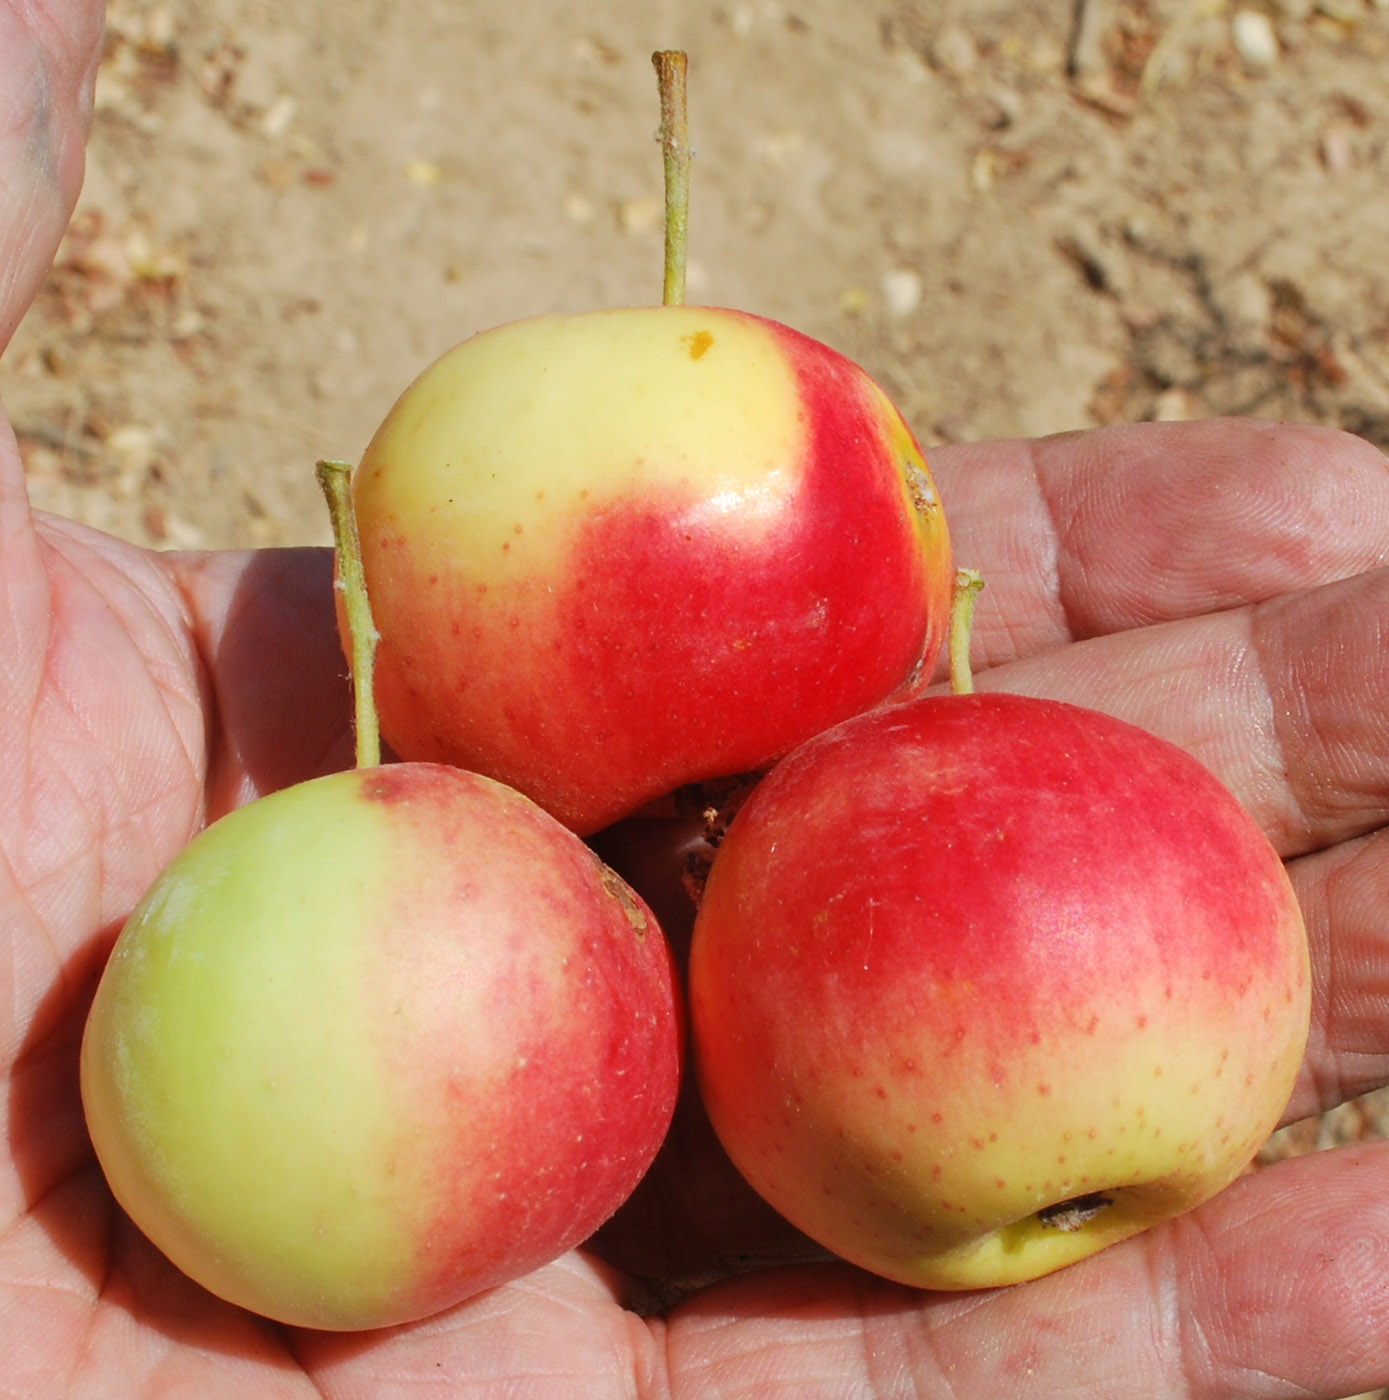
[688,692,1311,1289]
[351,304,952,834]
[80,763,681,1330]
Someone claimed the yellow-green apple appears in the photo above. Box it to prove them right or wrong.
[688,692,1311,1290]
[80,763,681,1330]
[350,304,952,835]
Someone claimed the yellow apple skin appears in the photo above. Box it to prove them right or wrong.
[80,764,680,1330]
[351,305,952,835]
[689,694,1311,1290]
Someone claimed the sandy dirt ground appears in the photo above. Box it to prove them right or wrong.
[8,0,1389,553]
[4,0,1389,1366]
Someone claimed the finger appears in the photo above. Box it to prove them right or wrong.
[1289,827,1389,1118]
[931,419,1389,671]
[966,566,1389,858]
[662,1143,1389,1400]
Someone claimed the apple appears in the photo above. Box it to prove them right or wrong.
[587,812,833,1287]
[350,302,953,835]
[688,691,1311,1290]
[80,762,681,1330]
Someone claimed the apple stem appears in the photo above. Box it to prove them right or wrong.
[652,50,690,307]
[316,459,382,770]
[948,568,986,696]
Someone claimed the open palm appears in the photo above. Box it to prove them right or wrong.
[5,5,1389,1395]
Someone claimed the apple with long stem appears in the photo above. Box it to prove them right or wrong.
[79,464,681,1331]
[687,572,1311,1290]
[347,52,952,835]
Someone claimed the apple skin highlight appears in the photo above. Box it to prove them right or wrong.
[689,693,1311,1290]
[351,305,952,835]
[80,764,681,1331]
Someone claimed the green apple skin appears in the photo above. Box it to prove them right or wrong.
[80,764,681,1331]
[688,693,1311,1290]
[351,304,953,835]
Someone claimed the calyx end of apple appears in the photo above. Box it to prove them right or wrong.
[1035,1190,1115,1232]
[900,1176,1209,1291]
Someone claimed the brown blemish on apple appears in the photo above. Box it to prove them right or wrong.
[902,457,939,518]
[358,767,415,804]
[683,329,715,360]
[597,863,649,940]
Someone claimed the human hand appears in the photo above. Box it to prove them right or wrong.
[5,4,1389,1395]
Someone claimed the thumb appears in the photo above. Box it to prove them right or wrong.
[0,0,103,353]
[0,0,103,583]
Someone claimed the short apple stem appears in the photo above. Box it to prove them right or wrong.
[652,49,690,307]
[316,459,381,770]
[948,567,986,696]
